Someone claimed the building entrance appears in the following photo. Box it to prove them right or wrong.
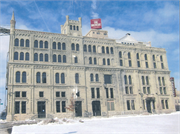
[146,99,155,113]
[75,101,82,117]
[92,101,101,116]
[37,101,46,118]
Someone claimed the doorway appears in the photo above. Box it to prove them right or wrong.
[75,101,82,117]
[146,100,151,113]
[92,101,101,116]
[37,101,46,118]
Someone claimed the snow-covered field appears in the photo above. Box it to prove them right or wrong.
[12,112,180,134]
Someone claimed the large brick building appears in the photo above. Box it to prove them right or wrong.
[6,12,175,121]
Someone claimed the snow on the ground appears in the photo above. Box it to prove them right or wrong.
[12,112,180,134]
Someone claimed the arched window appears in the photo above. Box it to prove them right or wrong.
[160,55,163,61]
[107,59,110,65]
[103,58,106,65]
[89,57,92,64]
[45,54,48,62]
[142,76,145,85]
[58,42,61,50]
[15,38,19,46]
[129,75,132,85]
[53,54,56,62]
[22,72,26,83]
[70,25,72,30]
[119,51,122,58]
[93,45,96,53]
[94,58,97,65]
[76,44,79,51]
[77,26,79,31]
[34,40,38,48]
[88,45,91,52]
[25,52,29,61]
[20,39,24,47]
[75,73,79,84]
[83,45,87,52]
[14,52,18,60]
[45,41,48,48]
[34,53,38,61]
[96,74,99,82]
[74,57,78,63]
[124,75,127,85]
[26,39,29,47]
[42,72,46,83]
[16,71,20,83]
[144,54,147,60]
[110,47,114,54]
[40,53,43,61]
[36,72,40,83]
[90,74,93,82]
[55,73,59,83]
[58,55,61,62]
[102,46,105,53]
[20,52,24,60]
[71,43,75,50]
[128,52,131,59]
[106,47,109,54]
[136,53,139,59]
[152,55,155,61]
[73,25,75,30]
[61,73,65,83]
[63,55,66,63]
[62,43,66,50]
[40,40,43,48]
[53,42,56,49]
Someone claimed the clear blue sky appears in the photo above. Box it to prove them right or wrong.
[0,0,179,112]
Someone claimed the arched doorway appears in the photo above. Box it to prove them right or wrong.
[92,101,101,116]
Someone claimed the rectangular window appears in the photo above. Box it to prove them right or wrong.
[22,92,26,97]
[143,87,146,94]
[21,101,26,113]
[163,87,166,94]
[106,88,109,98]
[129,60,132,67]
[15,101,20,114]
[160,87,163,94]
[15,91,20,97]
[161,63,164,69]
[162,77,165,86]
[110,88,113,98]
[146,62,148,68]
[153,62,156,68]
[161,100,164,109]
[147,87,150,94]
[165,100,168,109]
[62,101,66,112]
[127,100,130,110]
[91,88,95,98]
[39,92,44,97]
[130,87,133,94]
[96,88,100,98]
[131,100,135,110]
[158,77,161,86]
[107,101,115,111]
[125,86,129,94]
[137,61,140,67]
[104,75,112,84]
[61,92,66,97]
[56,92,60,97]
[120,60,123,66]
[56,101,60,112]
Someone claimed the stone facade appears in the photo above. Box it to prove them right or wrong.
[6,13,176,121]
